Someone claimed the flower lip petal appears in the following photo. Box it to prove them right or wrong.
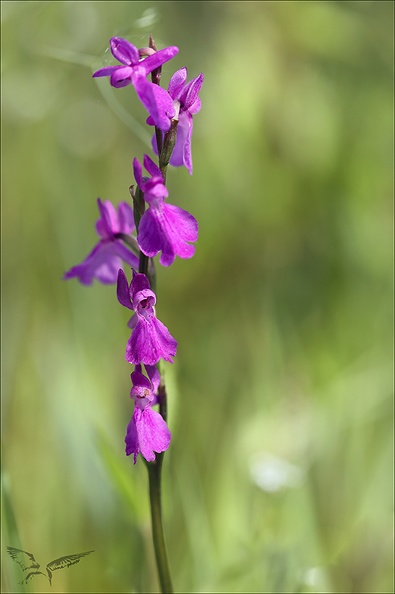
[137,199,198,265]
[138,407,171,460]
[110,37,140,65]
[119,272,177,366]
[125,406,171,463]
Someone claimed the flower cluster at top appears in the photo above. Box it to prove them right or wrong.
[64,36,203,464]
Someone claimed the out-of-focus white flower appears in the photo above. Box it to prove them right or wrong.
[249,452,304,493]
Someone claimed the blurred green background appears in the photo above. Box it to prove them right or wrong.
[2,2,393,593]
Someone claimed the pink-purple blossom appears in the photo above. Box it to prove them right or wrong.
[125,365,171,463]
[64,199,139,285]
[93,37,178,131]
[117,269,177,365]
[149,68,204,174]
[134,155,198,266]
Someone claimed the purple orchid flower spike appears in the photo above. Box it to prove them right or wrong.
[117,269,177,365]
[64,199,139,285]
[93,37,179,131]
[133,155,198,266]
[149,68,204,174]
[125,364,171,463]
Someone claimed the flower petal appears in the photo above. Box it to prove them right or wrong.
[92,66,120,78]
[127,314,137,330]
[138,200,198,266]
[132,288,156,314]
[118,202,136,235]
[137,407,171,462]
[117,268,133,309]
[139,177,168,202]
[110,37,139,66]
[133,157,143,188]
[126,317,177,365]
[95,199,135,238]
[96,199,119,236]
[137,209,166,260]
[133,77,175,131]
[180,73,204,111]
[188,96,202,115]
[64,241,133,285]
[130,367,154,404]
[112,240,139,270]
[131,368,152,392]
[110,66,134,88]
[139,46,179,76]
[168,67,188,99]
[170,112,194,174]
[146,365,161,394]
[130,272,151,298]
[125,411,139,463]
[125,406,171,463]
[143,154,163,180]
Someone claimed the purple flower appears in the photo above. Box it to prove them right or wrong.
[117,269,177,365]
[64,199,139,285]
[134,155,198,266]
[93,37,178,131]
[149,68,204,174]
[125,365,171,463]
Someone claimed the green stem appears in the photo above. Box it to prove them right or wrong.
[139,251,149,277]
[131,116,178,592]
[155,127,163,157]
[158,359,168,422]
[159,120,178,183]
[114,233,139,255]
[147,457,173,593]
[144,161,171,591]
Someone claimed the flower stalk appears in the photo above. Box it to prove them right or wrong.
[147,456,173,593]
[141,158,171,594]
[64,34,203,593]
[159,120,179,182]
[134,120,173,593]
